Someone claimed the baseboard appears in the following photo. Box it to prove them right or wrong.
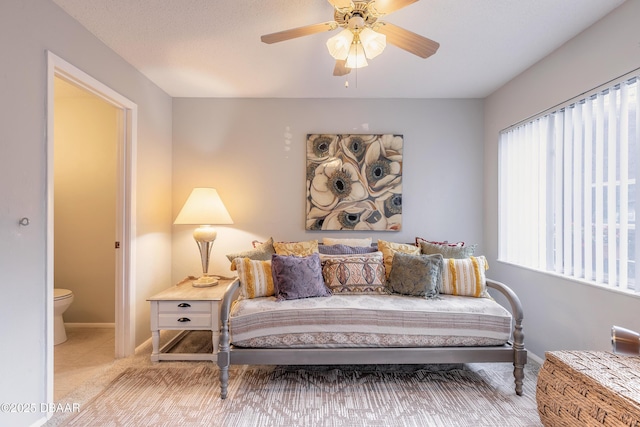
[137,336,152,354]
[136,329,181,354]
[66,323,115,328]
[30,414,49,427]
[528,351,544,365]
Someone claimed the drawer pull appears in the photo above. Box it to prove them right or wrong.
[177,317,191,323]
[178,303,191,308]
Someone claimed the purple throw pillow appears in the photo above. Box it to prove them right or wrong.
[271,253,331,301]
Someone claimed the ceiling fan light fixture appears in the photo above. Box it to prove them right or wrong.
[345,40,368,69]
[326,29,354,60]
[260,1,439,78]
[359,27,386,59]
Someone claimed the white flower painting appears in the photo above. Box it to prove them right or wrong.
[306,134,402,231]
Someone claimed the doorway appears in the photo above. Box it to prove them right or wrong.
[54,76,117,329]
[46,52,137,405]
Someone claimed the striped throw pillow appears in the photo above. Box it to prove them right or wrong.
[235,257,275,299]
[440,256,489,298]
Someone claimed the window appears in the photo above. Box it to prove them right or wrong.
[499,74,640,293]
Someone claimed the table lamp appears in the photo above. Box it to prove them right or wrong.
[174,188,233,287]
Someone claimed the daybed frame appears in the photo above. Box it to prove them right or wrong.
[217,278,527,399]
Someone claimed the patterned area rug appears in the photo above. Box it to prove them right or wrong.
[62,362,541,426]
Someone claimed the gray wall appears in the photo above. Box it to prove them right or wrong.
[483,0,640,359]
[0,1,173,425]
[171,98,484,283]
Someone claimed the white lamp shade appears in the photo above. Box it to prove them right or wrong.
[326,29,354,60]
[174,188,233,225]
[359,27,386,59]
[345,42,368,69]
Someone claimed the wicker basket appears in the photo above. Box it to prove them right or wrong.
[536,351,640,426]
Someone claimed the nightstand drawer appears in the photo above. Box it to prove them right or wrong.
[158,300,211,313]
[158,313,212,329]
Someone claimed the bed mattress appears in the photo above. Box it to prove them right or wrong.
[229,294,512,348]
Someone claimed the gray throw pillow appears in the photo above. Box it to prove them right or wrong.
[226,237,275,270]
[419,241,477,259]
[387,252,443,298]
[271,253,331,301]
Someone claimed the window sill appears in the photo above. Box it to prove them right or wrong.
[496,259,640,300]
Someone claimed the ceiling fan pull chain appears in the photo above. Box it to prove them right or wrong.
[355,44,359,88]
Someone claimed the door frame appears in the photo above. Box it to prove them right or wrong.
[45,51,137,402]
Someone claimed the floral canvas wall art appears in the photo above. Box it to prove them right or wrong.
[306,134,402,231]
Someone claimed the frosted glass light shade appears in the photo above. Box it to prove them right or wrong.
[326,29,354,60]
[174,188,233,225]
[359,27,386,59]
[345,42,368,69]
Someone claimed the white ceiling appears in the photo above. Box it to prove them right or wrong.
[51,0,626,98]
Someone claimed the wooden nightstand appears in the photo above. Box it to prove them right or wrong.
[147,277,236,362]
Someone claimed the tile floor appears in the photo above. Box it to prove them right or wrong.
[54,327,115,401]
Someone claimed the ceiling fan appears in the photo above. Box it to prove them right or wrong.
[261,0,440,76]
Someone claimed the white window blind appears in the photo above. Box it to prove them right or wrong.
[499,74,639,292]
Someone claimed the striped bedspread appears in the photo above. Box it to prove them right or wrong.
[229,294,512,348]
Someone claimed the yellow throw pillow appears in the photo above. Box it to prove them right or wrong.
[274,240,319,256]
[377,240,420,280]
[440,256,489,298]
[234,257,275,299]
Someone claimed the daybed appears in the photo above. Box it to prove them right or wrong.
[217,239,527,399]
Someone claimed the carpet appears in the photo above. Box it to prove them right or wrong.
[62,362,541,426]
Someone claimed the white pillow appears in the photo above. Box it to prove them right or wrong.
[322,237,372,247]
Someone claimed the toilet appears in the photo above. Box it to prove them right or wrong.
[54,288,74,345]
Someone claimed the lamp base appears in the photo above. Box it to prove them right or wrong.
[192,275,219,287]
[612,325,640,355]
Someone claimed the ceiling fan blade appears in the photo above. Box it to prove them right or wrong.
[370,0,419,15]
[327,0,354,10]
[374,22,439,58]
[333,60,351,76]
[261,21,338,44]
